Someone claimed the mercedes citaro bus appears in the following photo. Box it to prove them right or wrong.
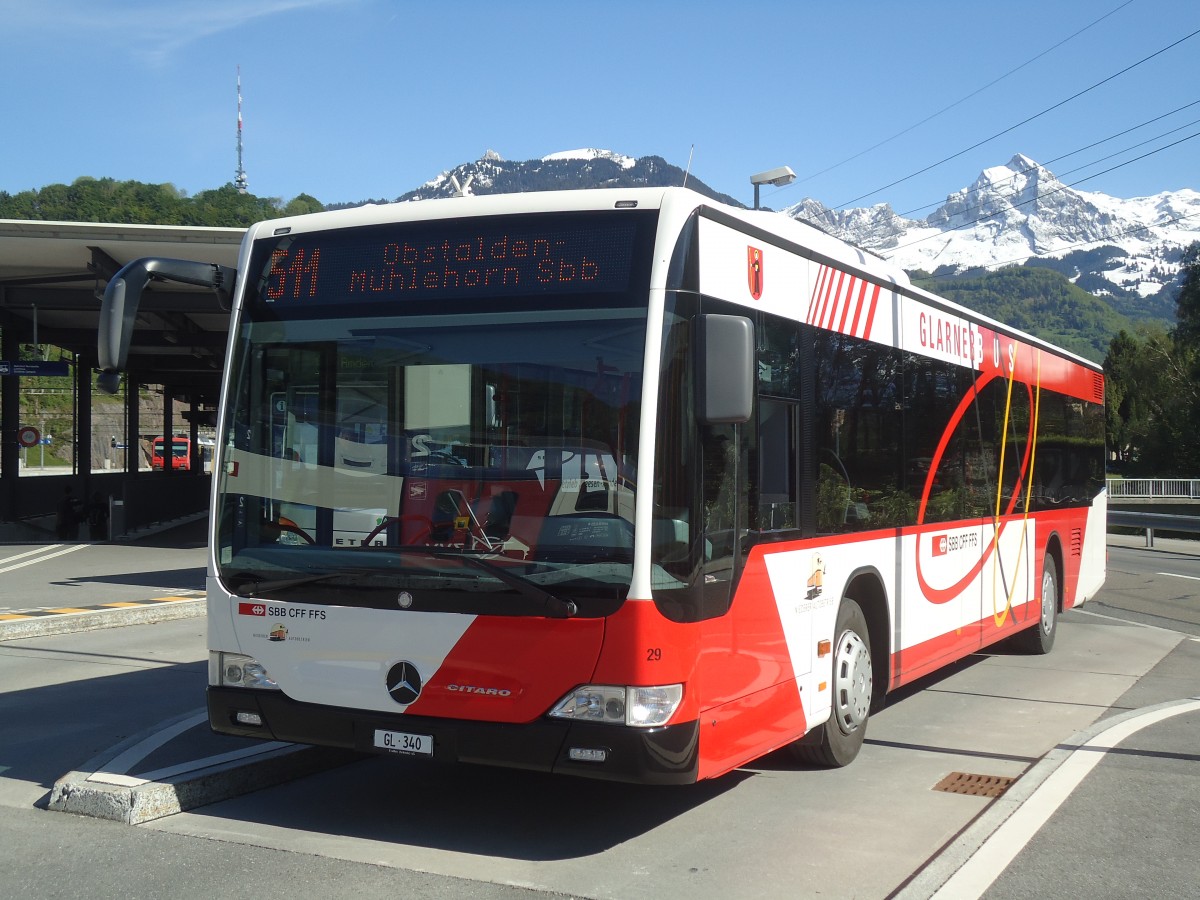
[97,187,1106,783]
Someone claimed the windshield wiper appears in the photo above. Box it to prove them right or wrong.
[231,553,577,618]
[393,546,577,619]
[233,572,352,597]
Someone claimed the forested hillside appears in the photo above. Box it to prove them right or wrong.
[0,176,322,226]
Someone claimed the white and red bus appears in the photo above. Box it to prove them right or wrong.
[98,187,1106,783]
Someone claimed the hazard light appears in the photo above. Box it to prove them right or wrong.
[548,684,683,727]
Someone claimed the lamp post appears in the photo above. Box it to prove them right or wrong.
[750,165,796,210]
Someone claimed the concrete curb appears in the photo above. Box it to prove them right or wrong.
[891,696,1200,899]
[48,707,360,824]
[0,597,205,642]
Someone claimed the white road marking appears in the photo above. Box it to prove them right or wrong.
[931,698,1200,900]
[1157,571,1200,582]
[90,711,209,778]
[0,545,65,564]
[0,543,88,575]
[1071,606,1190,637]
[84,708,295,788]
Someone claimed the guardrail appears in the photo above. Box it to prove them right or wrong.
[1107,478,1200,499]
[1109,510,1200,548]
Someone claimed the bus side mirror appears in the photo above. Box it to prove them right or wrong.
[697,314,754,424]
[97,257,236,395]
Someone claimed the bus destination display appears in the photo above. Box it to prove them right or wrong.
[259,219,637,306]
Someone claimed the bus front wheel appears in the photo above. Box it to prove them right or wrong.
[790,598,873,768]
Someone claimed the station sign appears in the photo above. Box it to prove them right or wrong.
[0,360,71,377]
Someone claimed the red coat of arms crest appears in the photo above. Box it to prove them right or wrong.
[747,246,763,300]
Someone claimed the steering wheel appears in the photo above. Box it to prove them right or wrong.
[274,520,316,545]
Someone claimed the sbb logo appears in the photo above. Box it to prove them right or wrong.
[933,535,949,557]
[238,602,267,617]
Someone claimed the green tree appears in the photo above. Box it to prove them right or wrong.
[1103,243,1200,474]
[282,193,325,217]
[1169,242,1200,473]
[1103,327,1189,473]
[1104,329,1141,467]
[1172,242,1200,350]
[0,177,324,226]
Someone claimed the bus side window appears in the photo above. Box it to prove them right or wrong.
[812,333,907,531]
[751,318,804,538]
[756,399,798,531]
[699,421,740,616]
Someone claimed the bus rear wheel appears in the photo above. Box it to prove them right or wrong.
[790,597,873,768]
[1015,553,1059,655]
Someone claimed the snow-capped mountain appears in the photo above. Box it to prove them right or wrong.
[385,149,1196,323]
[398,148,740,206]
[541,148,636,168]
[785,154,1200,320]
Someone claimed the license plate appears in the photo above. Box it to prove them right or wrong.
[373,728,433,757]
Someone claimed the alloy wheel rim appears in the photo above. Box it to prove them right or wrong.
[1041,568,1056,634]
[834,630,872,734]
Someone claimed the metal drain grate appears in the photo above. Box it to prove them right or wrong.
[932,772,1016,798]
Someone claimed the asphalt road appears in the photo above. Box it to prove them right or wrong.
[0,517,207,615]
[0,528,1197,899]
[1090,534,1200,635]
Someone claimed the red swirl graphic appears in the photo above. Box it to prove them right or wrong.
[914,367,1035,604]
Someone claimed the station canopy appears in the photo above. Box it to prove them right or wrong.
[0,219,244,405]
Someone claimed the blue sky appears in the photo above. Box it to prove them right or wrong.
[1,0,1197,213]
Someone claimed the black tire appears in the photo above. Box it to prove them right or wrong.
[1015,553,1058,655]
[790,598,873,767]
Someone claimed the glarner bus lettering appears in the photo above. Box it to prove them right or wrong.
[98,188,1105,785]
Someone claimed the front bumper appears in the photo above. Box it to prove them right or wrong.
[208,686,699,785]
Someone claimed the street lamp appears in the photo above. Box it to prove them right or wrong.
[750,165,796,210]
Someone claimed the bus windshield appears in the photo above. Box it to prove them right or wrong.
[216,211,654,617]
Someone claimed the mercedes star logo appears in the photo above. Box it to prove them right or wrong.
[386,661,422,705]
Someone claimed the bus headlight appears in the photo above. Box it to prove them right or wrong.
[216,652,280,690]
[549,684,682,727]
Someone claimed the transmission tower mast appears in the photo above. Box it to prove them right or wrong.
[234,66,249,194]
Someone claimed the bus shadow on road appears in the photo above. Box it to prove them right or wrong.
[179,655,1016,857]
[185,752,751,859]
[748,649,998,776]
[212,650,1002,858]
[47,567,205,592]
